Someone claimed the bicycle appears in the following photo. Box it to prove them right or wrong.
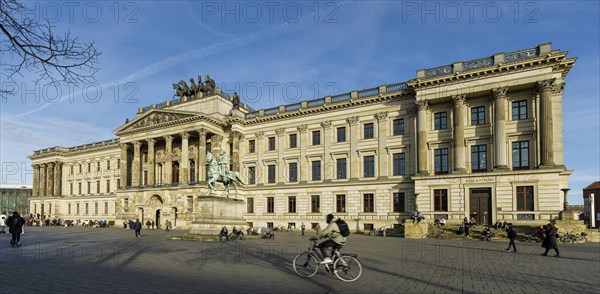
[292,240,362,282]
[559,232,588,244]
[369,227,386,237]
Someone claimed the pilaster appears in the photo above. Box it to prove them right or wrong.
[416,100,429,175]
[452,95,467,173]
[347,117,359,179]
[164,135,173,185]
[297,126,307,182]
[197,129,207,182]
[180,132,190,185]
[537,79,557,168]
[119,143,128,189]
[492,87,510,170]
[32,164,39,197]
[147,138,155,186]
[375,112,388,178]
[39,163,46,197]
[132,141,141,187]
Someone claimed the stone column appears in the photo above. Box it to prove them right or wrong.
[256,131,265,184]
[296,126,306,182]
[375,112,388,178]
[211,134,223,156]
[132,141,141,187]
[275,128,285,183]
[119,143,128,189]
[232,131,243,173]
[147,138,155,187]
[54,162,62,196]
[452,95,467,173]
[537,79,556,167]
[197,129,207,182]
[416,100,429,175]
[492,87,509,170]
[321,121,332,180]
[47,162,54,197]
[180,132,190,185]
[40,164,46,197]
[347,117,359,179]
[32,164,39,197]
[164,135,173,186]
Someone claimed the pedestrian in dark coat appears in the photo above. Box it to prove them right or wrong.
[6,211,25,247]
[505,223,517,252]
[134,219,142,238]
[542,223,560,257]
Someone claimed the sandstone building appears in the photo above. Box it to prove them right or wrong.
[29,43,576,231]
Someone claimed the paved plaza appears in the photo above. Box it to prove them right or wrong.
[1,227,599,293]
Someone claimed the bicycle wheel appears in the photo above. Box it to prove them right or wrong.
[333,256,362,282]
[293,252,319,278]
[575,236,587,244]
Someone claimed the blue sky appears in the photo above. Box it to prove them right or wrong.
[1,1,598,204]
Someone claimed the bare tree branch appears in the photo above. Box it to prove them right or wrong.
[0,0,100,84]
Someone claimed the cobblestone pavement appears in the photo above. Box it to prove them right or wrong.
[1,227,599,293]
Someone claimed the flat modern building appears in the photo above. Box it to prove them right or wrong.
[0,184,32,216]
[29,43,576,231]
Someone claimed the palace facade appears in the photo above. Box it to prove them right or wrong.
[29,43,576,231]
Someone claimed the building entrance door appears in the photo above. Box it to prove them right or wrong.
[469,188,492,226]
[155,209,161,229]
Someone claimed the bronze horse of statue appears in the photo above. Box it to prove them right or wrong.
[205,151,245,198]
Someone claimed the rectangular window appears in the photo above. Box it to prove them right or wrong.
[124,198,128,212]
[104,202,108,214]
[363,155,375,178]
[94,203,98,215]
[471,145,487,172]
[336,194,346,213]
[364,123,374,139]
[311,195,320,213]
[393,118,405,135]
[336,158,347,179]
[268,165,276,183]
[311,160,321,181]
[516,186,534,211]
[471,106,485,125]
[393,192,406,213]
[76,203,80,215]
[393,153,406,176]
[78,182,81,194]
[434,112,448,130]
[187,196,193,212]
[363,193,374,213]
[512,141,529,170]
[247,197,254,213]
[249,140,256,153]
[434,189,448,211]
[68,204,71,215]
[79,164,82,173]
[267,197,274,213]
[97,162,100,172]
[88,163,91,172]
[96,181,100,194]
[248,166,256,185]
[337,127,346,142]
[85,203,89,215]
[106,180,110,193]
[289,134,297,148]
[434,148,449,175]
[512,100,528,120]
[116,179,120,190]
[107,160,110,170]
[268,137,276,151]
[87,182,91,194]
[312,130,321,145]
[70,166,73,174]
[289,163,298,182]
[288,196,296,213]
[70,183,73,195]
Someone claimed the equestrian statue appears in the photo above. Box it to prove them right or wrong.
[206,150,245,198]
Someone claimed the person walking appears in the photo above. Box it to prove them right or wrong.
[134,219,142,238]
[6,211,25,247]
[505,223,518,252]
[165,220,171,232]
[151,220,155,230]
[542,223,560,257]
[301,223,306,236]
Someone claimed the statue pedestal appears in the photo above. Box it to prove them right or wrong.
[553,211,586,233]
[187,196,247,235]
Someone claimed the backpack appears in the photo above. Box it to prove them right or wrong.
[335,218,350,237]
[11,217,23,229]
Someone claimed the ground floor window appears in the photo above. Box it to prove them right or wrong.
[516,186,534,211]
[434,189,448,211]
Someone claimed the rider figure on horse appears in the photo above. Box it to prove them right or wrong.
[218,150,229,176]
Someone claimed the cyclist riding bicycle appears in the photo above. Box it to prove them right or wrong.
[310,214,346,264]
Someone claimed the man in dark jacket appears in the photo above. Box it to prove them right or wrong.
[6,211,25,247]
[542,223,560,257]
[134,219,142,238]
[505,223,517,252]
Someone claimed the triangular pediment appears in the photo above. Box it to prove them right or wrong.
[113,109,199,135]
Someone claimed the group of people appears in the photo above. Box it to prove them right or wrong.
[504,223,560,256]
[218,226,245,241]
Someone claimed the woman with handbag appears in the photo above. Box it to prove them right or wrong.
[541,223,560,257]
